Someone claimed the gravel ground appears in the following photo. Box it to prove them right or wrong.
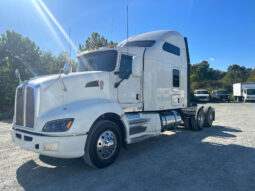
[0,103,255,191]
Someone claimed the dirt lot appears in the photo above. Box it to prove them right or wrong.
[0,103,255,191]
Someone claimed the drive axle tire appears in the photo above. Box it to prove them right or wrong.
[191,106,205,131]
[83,120,122,169]
[203,106,214,127]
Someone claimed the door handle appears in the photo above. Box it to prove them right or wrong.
[136,94,140,100]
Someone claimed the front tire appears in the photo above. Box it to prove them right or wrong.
[83,120,122,168]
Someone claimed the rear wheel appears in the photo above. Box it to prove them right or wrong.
[203,106,214,127]
[83,120,122,168]
[190,106,205,131]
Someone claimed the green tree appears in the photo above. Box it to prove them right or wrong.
[0,30,77,115]
[221,64,252,85]
[78,32,118,52]
[0,30,42,112]
[49,51,77,74]
[247,69,255,82]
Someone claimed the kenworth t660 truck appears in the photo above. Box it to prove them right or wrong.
[11,30,215,168]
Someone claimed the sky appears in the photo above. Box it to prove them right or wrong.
[0,0,254,71]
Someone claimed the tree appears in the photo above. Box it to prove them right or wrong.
[49,51,77,74]
[247,69,255,82]
[0,30,42,112]
[221,64,252,85]
[78,32,118,52]
[0,30,78,114]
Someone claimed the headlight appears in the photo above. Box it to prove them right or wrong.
[42,118,74,132]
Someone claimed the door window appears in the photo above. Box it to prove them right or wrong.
[119,55,132,79]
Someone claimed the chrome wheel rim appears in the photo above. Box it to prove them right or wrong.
[97,130,117,160]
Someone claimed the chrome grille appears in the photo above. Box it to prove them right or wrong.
[15,85,35,128]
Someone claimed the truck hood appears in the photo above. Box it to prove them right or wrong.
[27,71,111,116]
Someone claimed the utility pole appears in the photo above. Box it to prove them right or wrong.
[126,5,129,53]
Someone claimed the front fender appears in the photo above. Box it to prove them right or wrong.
[36,99,127,136]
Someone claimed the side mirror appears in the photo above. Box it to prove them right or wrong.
[132,56,142,77]
[15,68,22,84]
[62,64,72,75]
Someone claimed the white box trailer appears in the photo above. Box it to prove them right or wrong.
[233,82,255,102]
[11,30,215,168]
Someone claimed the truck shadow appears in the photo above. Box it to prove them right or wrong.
[16,125,255,191]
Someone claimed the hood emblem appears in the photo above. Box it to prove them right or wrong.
[99,80,104,90]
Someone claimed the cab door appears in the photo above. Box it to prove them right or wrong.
[117,54,142,106]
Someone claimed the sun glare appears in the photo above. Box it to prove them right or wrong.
[32,0,77,52]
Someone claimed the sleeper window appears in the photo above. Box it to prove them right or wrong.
[162,42,180,56]
[173,69,180,87]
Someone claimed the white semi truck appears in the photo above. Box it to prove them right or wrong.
[233,82,255,102]
[11,30,215,168]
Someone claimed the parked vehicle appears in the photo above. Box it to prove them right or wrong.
[11,30,215,168]
[194,90,210,102]
[233,82,255,102]
[211,90,230,102]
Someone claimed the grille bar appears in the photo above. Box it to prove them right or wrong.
[25,86,35,128]
[16,87,24,126]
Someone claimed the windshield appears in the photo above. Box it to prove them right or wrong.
[196,91,209,94]
[247,89,255,95]
[77,50,117,72]
[216,90,229,94]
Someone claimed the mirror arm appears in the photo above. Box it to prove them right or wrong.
[114,71,131,88]
[114,78,125,88]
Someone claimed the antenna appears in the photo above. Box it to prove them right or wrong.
[126,5,129,53]
[68,27,71,65]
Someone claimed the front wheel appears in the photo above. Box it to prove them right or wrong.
[83,120,122,168]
